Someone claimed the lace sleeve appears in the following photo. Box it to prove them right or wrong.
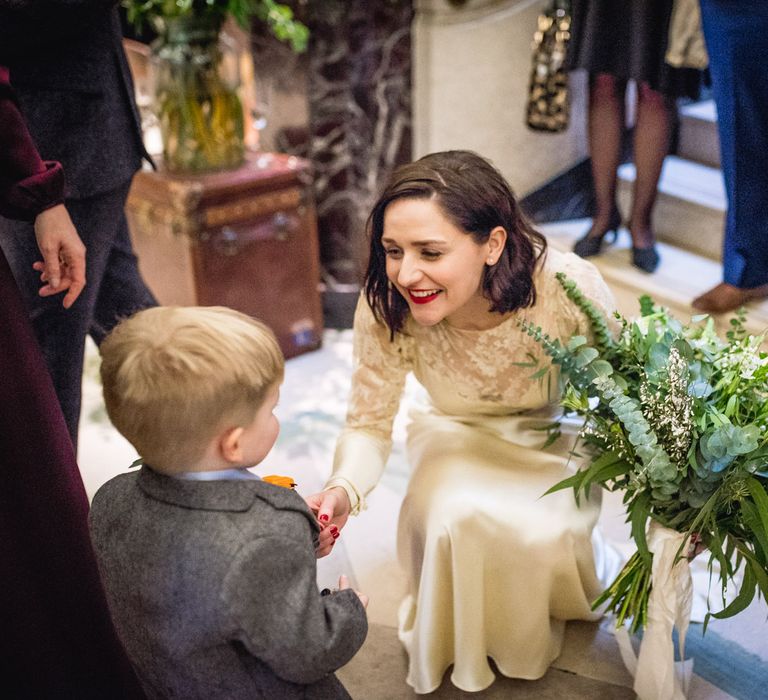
[326,295,412,515]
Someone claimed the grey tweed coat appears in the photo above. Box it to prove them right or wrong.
[89,466,368,699]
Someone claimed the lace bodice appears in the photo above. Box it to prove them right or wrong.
[326,248,616,512]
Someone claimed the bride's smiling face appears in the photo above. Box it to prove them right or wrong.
[382,198,505,329]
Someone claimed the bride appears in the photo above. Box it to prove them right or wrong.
[307,150,616,693]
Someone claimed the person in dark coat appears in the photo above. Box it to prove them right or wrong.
[0,64,144,699]
[0,0,157,446]
[692,0,768,312]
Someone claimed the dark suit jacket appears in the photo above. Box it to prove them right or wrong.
[0,0,148,199]
[89,467,368,699]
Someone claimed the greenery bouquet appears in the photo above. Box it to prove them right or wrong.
[522,273,768,640]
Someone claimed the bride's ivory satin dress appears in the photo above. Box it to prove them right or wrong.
[326,249,617,693]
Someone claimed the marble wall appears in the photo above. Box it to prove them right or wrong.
[264,1,414,285]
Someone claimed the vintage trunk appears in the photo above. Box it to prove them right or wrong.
[126,152,323,358]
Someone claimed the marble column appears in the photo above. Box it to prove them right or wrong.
[274,0,415,286]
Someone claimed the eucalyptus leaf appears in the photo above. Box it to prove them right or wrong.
[689,379,714,398]
[574,347,599,368]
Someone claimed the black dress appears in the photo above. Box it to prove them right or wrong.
[565,0,702,99]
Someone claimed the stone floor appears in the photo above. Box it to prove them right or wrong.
[338,622,638,699]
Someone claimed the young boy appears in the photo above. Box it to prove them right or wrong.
[89,306,368,700]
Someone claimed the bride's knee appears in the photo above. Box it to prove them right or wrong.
[404,488,488,538]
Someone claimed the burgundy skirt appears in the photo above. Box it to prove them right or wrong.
[0,250,144,698]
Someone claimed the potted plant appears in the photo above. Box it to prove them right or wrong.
[123,0,308,174]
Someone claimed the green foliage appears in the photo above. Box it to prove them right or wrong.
[556,272,617,357]
[123,0,309,52]
[252,0,309,52]
[525,276,768,633]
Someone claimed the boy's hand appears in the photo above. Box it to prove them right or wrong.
[338,574,368,609]
[314,521,339,558]
[306,487,348,558]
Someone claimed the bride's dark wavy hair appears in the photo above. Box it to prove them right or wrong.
[364,150,547,337]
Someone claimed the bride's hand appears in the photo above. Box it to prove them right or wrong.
[687,532,705,560]
[305,486,351,530]
[305,487,351,558]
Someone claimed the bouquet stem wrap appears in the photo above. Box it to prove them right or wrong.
[615,523,694,700]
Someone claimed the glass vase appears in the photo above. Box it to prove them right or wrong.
[152,18,245,174]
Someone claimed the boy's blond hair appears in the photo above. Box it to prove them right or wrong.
[100,306,284,472]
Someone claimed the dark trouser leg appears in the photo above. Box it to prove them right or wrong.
[89,192,157,346]
[0,180,156,446]
[700,0,768,288]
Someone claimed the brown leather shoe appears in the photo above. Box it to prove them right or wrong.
[691,282,768,314]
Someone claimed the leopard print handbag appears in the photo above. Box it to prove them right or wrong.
[525,0,571,133]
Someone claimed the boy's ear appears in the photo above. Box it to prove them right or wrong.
[220,426,245,464]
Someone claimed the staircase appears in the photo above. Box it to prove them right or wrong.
[541,100,768,337]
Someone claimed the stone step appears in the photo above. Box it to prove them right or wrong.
[539,219,768,338]
[677,99,720,168]
[617,155,725,261]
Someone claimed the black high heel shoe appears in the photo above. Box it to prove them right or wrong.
[631,246,660,273]
[572,212,622,259]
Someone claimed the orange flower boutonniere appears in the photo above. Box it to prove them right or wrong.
[262,474,297,489]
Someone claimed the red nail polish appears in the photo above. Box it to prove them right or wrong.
[319,514,329,523]
[332,531,340,540]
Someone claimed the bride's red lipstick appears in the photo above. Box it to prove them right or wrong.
[408,290,441,304]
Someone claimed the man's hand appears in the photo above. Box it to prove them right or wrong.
[33,203,86,309]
